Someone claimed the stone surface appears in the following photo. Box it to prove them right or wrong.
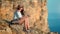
[0,0,58,34]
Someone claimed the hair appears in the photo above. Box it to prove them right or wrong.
[17,4,24,15]
[17,4,24,10]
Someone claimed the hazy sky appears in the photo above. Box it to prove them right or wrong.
[47,0,60,32]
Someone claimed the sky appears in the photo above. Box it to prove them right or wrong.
[47,0,60,32]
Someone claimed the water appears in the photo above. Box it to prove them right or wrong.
[47,0,60,32]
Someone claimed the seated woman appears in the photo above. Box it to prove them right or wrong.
[12,4,30,31]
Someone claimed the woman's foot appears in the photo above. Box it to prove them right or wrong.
[23,26,30,32]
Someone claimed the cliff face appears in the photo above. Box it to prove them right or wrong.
[0,0,58,34]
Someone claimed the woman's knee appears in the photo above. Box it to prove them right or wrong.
[18,19,24,24]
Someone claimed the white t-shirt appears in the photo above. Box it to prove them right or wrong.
[14,10,22,19]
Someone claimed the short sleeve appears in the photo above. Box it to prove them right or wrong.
[17,11,22,18]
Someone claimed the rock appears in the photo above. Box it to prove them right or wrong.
[0,0,58,34]
[10,25,25,34]
[0,26,12,34]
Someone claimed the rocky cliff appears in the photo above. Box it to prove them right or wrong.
[0,0,58,34]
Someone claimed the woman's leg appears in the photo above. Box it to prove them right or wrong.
[24,16,30,30]
[18,16,30,30]
[18,17,25,25]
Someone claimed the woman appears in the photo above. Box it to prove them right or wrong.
[13,4,30,31]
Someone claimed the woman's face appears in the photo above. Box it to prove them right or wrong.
[20,8,23,10]
[18,8,23,11]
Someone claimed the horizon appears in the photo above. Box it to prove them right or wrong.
[47,0,60,32]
